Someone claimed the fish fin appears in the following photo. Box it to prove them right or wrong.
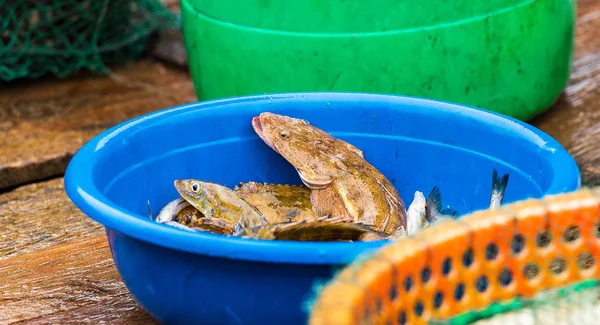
[232,216,247,236]
[425,186,460,222]
[359,231,388,241]
[388,226,408,241]
[440,207,460,218]
[490,169,509,209]
[233,214,277,239]
[310,187,352,219]
[231,214,265,236]
[266,218,373,242]
[338,140,364,158]
[147,200,153,220]
[297,168,332,190]
[425,186,443,223]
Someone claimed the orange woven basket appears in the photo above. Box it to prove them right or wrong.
[308,187,600,325]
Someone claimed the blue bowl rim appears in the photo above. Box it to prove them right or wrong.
[64,92,581,265]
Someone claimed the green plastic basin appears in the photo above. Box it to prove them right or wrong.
[181,0,576,121]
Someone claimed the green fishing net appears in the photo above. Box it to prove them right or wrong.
[439,280,600,325]
[0,0,178,81]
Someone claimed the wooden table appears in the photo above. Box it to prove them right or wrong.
[1,1,599,323]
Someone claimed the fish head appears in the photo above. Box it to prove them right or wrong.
[174,179,206,204]
[174,179,267,227]
[252,112,349,189]
[173,179,220,218]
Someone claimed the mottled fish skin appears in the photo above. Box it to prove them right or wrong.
[252,112,407,235]
[252,112,360,188]
[233,181,317,224]
[235,216,387,242]
[310,155,407,234]
[173,204,204,225]
[174,179,268,234]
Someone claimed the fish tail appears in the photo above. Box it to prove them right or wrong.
[490,169,509,208]
[426,186,460,223]
[440,207,460,218]
[425,186,443,223]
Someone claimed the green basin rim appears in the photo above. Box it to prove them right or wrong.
[183,0,535,34]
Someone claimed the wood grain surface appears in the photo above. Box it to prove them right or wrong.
[0,178,102,260]
[0,59,196,191]
[0,178,156,324]
[0,0,599,324]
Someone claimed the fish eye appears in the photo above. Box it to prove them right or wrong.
[191,183,200,192]
[280,131,287,138]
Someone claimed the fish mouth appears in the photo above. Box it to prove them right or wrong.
[252,115,276,151]
[173,179,207,215]
[173,180,196,202]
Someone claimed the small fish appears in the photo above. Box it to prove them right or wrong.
[174,179,269,234]
[252,112,407,235]
[490,169,509,209]
[409,169,510,232]
[405,187,459,235]
[155,197,192,223]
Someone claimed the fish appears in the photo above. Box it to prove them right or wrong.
[409,169,510,232]
[174,179,269,234]
[233,215,387,242]
[171,179,387,241]
[155,197,191,223]
[149,197,198,232]
[252,112,407,236]
[233,181,317,224]
[152,197,222,233]
[405,187,459,235]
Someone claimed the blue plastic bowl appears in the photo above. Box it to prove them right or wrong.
[64,93,580,325]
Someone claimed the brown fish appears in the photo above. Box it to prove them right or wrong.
[252,112,407,235]
[174,179,269,234]
[233,181,316,224]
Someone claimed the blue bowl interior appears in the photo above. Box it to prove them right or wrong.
[66,93,580,265]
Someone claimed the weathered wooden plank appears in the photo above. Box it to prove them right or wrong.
[0,59,196,191]
[0,235,155,324]
[531,0,600,187]
[0,178,102,260]
[0,177,155,324]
